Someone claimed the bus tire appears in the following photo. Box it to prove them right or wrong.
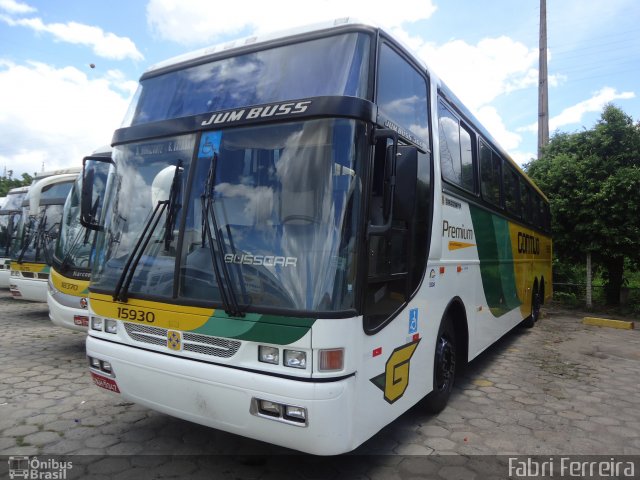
[424,316,456,414]
[520,284,539,328]
[531,287,541,323]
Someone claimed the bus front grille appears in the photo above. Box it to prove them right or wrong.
[123,323,241,358]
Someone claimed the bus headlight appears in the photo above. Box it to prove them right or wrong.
[104,319,118,334]
[258,346,279,365]
[91,317,103,331]
[284,350,307,369]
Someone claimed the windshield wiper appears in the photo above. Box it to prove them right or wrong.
[17,216,38,263]
[201,153,245,317]
[113,161,182,302]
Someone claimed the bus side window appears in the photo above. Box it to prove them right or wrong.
[438,101,475,193]
[503,162,520,216]
[480,141,502,207]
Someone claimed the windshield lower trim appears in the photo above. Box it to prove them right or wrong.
[112,96,375,146]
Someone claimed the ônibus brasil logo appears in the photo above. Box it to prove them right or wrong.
[8,456,73,479]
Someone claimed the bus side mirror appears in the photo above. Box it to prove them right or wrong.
[80,155,113,231]
[394,145,418,221]
[368,128,398,236]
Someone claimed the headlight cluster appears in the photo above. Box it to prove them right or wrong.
[88,356,114,375]
[90,317,118,334]
[258,346,307,369]
[258,346,344,371]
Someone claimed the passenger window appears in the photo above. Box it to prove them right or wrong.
[377,43,429,144]
[480,141,501,207]
[503,163,520,216]
[438,101,475,192]
[460,127,474,191]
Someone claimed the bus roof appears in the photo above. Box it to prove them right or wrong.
[33,166,82,182]
[145,18,385,75]
[142,17,546,202]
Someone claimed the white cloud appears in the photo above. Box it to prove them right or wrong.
[416,36,539,111]
[0,60,133,176]
[0,0,35,14]
[475,106,522,152]
[146,0,436,45]
[519,87,636,133]
[1,16,143,61]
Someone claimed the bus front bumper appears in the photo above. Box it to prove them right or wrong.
[86,335,358,455]
[11,277,48,302]
[47,292,90,332]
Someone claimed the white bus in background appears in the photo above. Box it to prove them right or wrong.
[48,148,111,330]
[10,170,80,301]
[82,19,551,455]
[0,187,29,288]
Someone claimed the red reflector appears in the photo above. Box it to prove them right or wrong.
[372,347,382,357]
[74,315,89,326]
[439,266,445,274]
[90,372,120,393]
[457,265,462,273]
[412,333,420,342]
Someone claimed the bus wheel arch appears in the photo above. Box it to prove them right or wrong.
[423,298,468,414]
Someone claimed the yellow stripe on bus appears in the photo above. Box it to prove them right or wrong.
[89,292,214,331]
[50,268,90,296]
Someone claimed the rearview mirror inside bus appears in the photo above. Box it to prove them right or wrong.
[81,155,114,231]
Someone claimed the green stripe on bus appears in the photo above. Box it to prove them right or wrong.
[192,312,315,345]
[470,206,521,317]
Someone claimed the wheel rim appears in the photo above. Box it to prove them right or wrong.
[434,334,455,392]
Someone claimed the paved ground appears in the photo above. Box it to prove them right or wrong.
[0,289,638,479]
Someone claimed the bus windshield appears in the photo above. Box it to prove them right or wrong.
[15,181,74,264]
[92,118,366,314]
[125,32,370,126]
[0,191,27,255]
[52,176,96,274]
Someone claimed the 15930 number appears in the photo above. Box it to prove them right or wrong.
[116,307,155,323]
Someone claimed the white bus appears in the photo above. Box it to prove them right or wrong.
[48,148,112,330]
[10,170,80,301]
[82,19,552,455]
[0,187,29,288]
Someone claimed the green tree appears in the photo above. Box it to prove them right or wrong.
[527,105,640,305]
[0,171,34,197]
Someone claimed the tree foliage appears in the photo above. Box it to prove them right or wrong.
[526,104,640,305]
[0,172,33,197]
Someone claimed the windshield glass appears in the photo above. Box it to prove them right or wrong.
[91,135,196,298]
[0,191,27,255]
[14,181,74,264]
[52,175,98,275]
[15,204,66,263]
[93,118,366,314]
[126,33,370,126]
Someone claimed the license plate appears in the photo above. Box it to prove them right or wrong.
[74,315,89,326]
[90,372,120,393]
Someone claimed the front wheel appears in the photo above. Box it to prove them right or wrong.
[424,318,456,414]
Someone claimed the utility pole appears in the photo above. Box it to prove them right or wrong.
[538,0,549,159]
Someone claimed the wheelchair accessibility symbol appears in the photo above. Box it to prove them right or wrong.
[408,308,418,335]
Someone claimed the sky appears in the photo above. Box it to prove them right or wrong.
[0,0,638,177]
